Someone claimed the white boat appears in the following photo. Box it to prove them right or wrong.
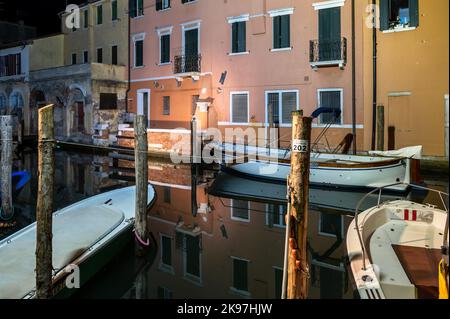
[0,185,156,299]
[346,184,449,299]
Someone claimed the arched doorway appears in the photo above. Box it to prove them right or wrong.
[68,88,86,136]
[30,90,46,135]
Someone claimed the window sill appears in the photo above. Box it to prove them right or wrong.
[133,66,145,69]
[228,51,250,56]
[158,62,172,66]
[270,47,293,52]
[183,0,198,5]
[157,8,171,13]
[382,26,416,33]
[159,264,175,275]
[131,15,145,20]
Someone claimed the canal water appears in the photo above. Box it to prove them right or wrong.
[2,148,448,299]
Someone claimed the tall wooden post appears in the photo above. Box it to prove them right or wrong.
[36,105,55,299]
[376,105,385,151]
[287,110,312,299]
[134,115,149,257]
[0,116,13,220]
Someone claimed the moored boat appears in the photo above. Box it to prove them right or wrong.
[0,185,156,299]
[222,147,421,193]
[346,184,449,299]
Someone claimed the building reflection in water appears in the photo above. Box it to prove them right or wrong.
[9,150,427,299]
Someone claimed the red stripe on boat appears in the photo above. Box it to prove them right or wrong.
[412,210,417,221]
[404,209,409,221]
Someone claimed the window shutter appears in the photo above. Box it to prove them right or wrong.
[238,22,246,53]
[232,94,249,123]
[379,0,389,31]
[282,92,297,124]
[280,15,290,48]
[232,23,238,53]
[409,0,419,27]
[129,0,136,18]
[273,16,281,49]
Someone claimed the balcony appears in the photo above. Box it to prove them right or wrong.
[174,54,202,76]
[309,38,347,70]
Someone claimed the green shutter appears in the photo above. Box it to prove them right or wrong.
[232,23,238,53]
[280,15,290,48]
[97,5,103,24]
[138,0,144,15]
[379,0,389,31]
[273,16,281,49]
[156,0,162,11]
[84,10,88,28]
[409,0,419,27]
[238,22,246,53]
[112,1,118,21]
[136,41,143,66]
[161,35,170,63]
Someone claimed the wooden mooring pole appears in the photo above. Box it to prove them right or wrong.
[0,116,13,220]
[36,105,55,299]
[286,110,312,299]
[134,115,149,257]
[376,105,385,151]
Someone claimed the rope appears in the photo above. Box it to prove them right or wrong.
[133,229,150,247]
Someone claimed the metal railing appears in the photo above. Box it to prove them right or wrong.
[309,37,347,64]
[353,182,449,271]
[174,54,202,74]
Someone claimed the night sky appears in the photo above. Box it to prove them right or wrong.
[0,0,86,36]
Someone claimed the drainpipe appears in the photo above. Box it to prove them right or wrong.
[371,0,378,150]
[125,6,131,114]
[351,0,357,154]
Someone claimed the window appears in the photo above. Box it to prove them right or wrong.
[317,89,343,124]
[112,45,118,65]
[184,235,201,280]
[156,0,170,11]
[273,15,290,49]
[319,212,343,238]
[266,91,298,125]
[162,96,170,115]
[267,204,287,228]
[130,0,144,18]
[157,287,173,299]
[96,5,103,25]
[9,92,24,117]
[160,34,171,64]
[231,92,249,124]
[99,93,118,110]
[83,9,88,28]
[0,53,22,77]
[111,0,118,21]
[232,258,249,293]
[318,7,342,61]
[182,0,196,3]
[231,199,250,222]
[97,48,103,63]
[231,21,246,54]
[163,186,171,203]
[83,50,89,63]
[380,0,419,31]
[161,235,173,269]
[71,53,77,65]
[134,40,144,67]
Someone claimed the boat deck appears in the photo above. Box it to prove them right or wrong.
[0,205,124,299]
[370,213,444,299]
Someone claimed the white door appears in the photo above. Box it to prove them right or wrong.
[137,89,151,127]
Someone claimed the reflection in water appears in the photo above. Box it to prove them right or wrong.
[4,149,448,299]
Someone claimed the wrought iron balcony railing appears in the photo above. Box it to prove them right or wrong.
[309,38,347,69]
[174,54,202,74]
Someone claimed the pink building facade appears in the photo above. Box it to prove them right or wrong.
[129,0,365,151]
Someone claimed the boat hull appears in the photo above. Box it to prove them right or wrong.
[223,159,410,193]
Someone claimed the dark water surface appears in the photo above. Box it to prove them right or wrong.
[3,149,448,299]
